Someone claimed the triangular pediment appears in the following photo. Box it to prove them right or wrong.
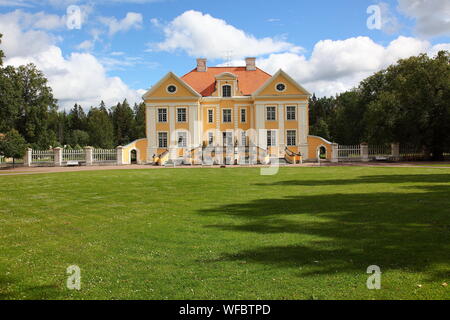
[143,72,201,100]
[253,69,311,97]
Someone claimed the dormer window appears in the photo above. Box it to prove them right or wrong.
[222,85,232,97]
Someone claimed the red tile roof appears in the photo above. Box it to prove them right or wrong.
[181,67,272,97]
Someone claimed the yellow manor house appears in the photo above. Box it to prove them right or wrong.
[123,58,333,165]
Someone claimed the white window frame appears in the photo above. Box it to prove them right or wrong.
[266,106,277,121]
[177,131,188,148]
[207,109,214,124]
[208,132,214,146]
[158,108,168,123]
[241,131,247,146]
[222,84,232,98]
[240,108,247,123]
[267,130,277,147]
[286,106,297,121]
[286,130,297,146]
[158,132,168,148]
[222,109,232,123]
[177,107,188,123]
[223,132,234,147]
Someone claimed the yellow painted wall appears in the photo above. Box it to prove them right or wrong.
[308,136,332,160]
[258,74,308,96]
[148,74,198,98]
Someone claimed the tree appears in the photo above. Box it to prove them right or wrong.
[112,99,135,146]
[68,129,90,147]
[0,33,4,66]
[364,51,450,159]
[133,102,146,140]
[87,102,114,148]
[0,130,27,168]
[12,64,58,148]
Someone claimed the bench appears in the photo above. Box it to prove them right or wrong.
[66,160,80,167]
[375,156,388,161]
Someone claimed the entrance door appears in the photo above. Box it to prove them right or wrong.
[131,150,138,164]
[223,132,233,147]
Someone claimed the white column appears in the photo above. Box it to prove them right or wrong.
[169,106,177,160]
[299,104,309,158]
[255,104,265,148]
[147,106,157,162]
[216,105,222,147]
[278,104,285,157]
[331,143,339,163]
[116,146,124,165]
[84,147,93,166]
[54,147,62,167]
[24,148,32,167]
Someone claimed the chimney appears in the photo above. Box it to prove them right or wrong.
[245,57,256,71]
[196,58,207,72]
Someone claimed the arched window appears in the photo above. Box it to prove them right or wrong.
[222,85,232,97]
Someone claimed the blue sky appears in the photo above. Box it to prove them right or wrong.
[0,0,449,109]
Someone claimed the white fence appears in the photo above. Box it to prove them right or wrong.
[337,145,362,161]
[63,149,85,162]
[31,150,54,165]
[93,149,117,162]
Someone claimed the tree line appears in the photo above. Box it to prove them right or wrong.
[0,33,146,153]
[309,51,450,160]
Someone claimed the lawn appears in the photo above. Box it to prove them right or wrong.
[0,167,449,300]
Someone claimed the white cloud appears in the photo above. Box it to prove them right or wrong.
[99,12,143,36]
[0,10,143,110]
[76,40,94,51]
[257,36,448,97]
[151,10,302,59]
[397,0,450,37]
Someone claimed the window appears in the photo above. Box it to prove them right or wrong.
[177,108,187,123]
[223,132,233,146]
[158,108,167,123]
[222,85,232,97]
[241,109,247,123]
[241,132,247,146]
[287,130,297,146]
[266,106,276,121]
[158,132,168,148]
[178,132,187,148]
[276,83,286,92]
[267,130,276,147]
[223,109,232,123]
[208,132,214,146]
[167,85,177,94]
[208,109,214,123]
[286,106,296,121]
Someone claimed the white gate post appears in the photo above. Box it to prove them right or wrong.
[361,143,369,162]
[331,143,339,163]
[84,147,94,166]
[24,148,32,167]
[54,147,62,167]
[391,143,400,161]
[116,146,124,165]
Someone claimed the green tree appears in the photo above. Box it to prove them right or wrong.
[133,102,146,139]
[112,99,135,146]
[0,33,4,66]
[68,129,90,147]
[0,129,27,168]
[87,102,114,148]
[364,51,450,159]
[0,66,21,133]
[12,64,58,148]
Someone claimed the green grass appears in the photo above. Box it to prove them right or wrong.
[0,167,449,300]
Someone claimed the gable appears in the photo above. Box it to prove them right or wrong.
[143,72,201,100]
[253,70,311,97]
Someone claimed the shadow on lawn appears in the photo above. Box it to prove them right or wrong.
[0,275,62,300]
[200,175,450,281]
